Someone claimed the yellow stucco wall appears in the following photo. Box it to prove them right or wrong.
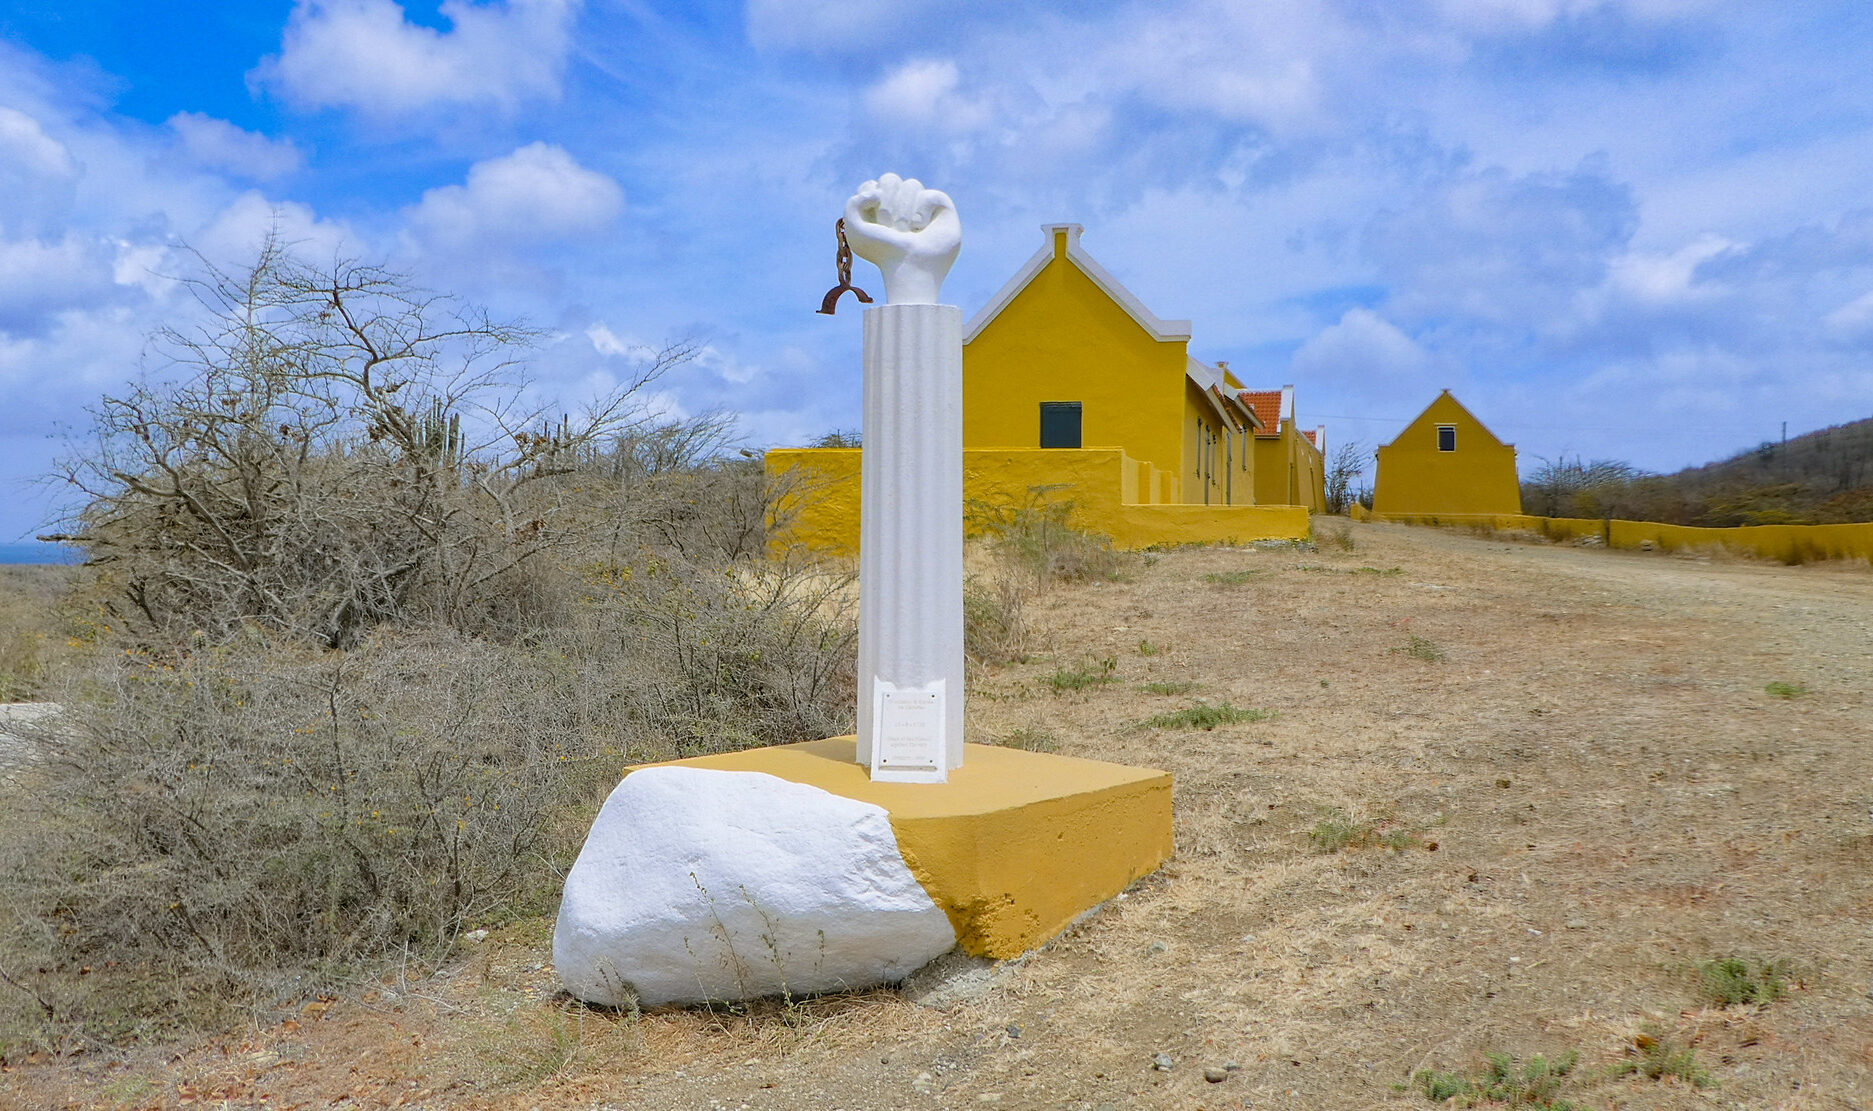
[1181,379,1250,505]
[964,230,1184,467]
[766,446,1308,556]
[962,227,1251,505]
[1372,391,1522,517]
[1375,512,1873,565]
[647,737,1174,959]
[1251,426,1327,511]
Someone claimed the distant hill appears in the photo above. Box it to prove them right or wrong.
[1522,416,1873,526]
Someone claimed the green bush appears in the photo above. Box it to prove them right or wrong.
[1140,702,1273,730]
[1046,656,1117,693]
[1697,957,1790,1006]
[1614,1029,1711,1087]
[1413,1050,1579,1109]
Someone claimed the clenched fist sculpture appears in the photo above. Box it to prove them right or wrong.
[842,173,961,306]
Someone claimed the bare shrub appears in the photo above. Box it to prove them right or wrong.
[1,241,859,1047]
[964,572,1029,668]
[46,235,692,650]
[0,549,857,1045]
[961,492,1123,671]
[1324,441,1367,515]
[971,490,1122,585]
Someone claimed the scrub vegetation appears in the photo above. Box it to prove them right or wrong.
[1520,417,1873,525]
[6,470,1873,1109]
[0,244,857,1047]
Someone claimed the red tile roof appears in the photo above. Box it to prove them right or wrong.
[1302,429,1317,445]
[1238,390,1283,437]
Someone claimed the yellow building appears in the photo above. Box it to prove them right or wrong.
[963,224,1261,506]
[767,224,1316,554]
[1235,383,1328,512]
[1372,390,1522,518]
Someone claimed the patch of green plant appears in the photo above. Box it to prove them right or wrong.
[1139,680,1197,695]
[1613,1030,1711,1087]
[1309,810,1424,853]
[1357,566,1404,576]
[1412,1050,1580,1109]
[1136,639,1162,656]
[1045,656,1117,693]
[1697,957,1790,1007]
[1763,681,1808,699]
[999,726,1058,753]
[1390,634,1446,662]
[1140,701,1273,731]
[1203,569,1260,586]
[1310,814,1368,852]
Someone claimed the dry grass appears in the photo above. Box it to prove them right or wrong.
[0,564,75,701]
[10,521,1873,1109]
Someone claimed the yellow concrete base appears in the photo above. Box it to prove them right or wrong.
[643,738,1173,959]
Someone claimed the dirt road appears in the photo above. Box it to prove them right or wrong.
[12,522,1872,1109]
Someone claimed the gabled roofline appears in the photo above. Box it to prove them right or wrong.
[1186,357,1258,431]
[964,224,1193,344]
[1187,367,1235,429]
[1380,388,1512,450]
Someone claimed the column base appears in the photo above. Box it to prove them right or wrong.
[645,737,1173,959]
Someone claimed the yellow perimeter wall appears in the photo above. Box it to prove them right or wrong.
[1377,512,1873,565]
[1373,391,1522,517]
[768,446,1310,556]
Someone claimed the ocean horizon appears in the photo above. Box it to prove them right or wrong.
[0,542,83,566]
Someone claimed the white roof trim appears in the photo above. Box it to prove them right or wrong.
[1184,359,1237,428]
[964,223,1193,344]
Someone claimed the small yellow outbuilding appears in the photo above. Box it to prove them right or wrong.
[1372,390,1522,518]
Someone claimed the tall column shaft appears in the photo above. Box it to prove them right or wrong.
[855,303,966,770]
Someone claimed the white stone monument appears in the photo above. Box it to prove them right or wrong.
[840,174,966,783]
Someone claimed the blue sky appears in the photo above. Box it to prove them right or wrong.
[3,0,1872,546]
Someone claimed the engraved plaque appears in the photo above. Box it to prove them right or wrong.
[869,678,948,783]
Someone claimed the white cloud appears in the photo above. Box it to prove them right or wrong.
[1291,308,1433,381]
[745,0,993,54]
[1431,0,1712,32]
[0,106,81,236]
[1824,289,1873,339]
[408,143,623,251]
[253,0,582,118]
[166,113,303,180]
[0,235,123,334]
[586,322,637,358]
[0,106,78,181]
[1603,233,1735,305]
[863,60,992,135]
[191,192,357,271]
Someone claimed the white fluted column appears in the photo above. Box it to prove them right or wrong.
[855,303,966,773]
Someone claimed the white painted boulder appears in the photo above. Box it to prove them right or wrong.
[553,766,956,1007]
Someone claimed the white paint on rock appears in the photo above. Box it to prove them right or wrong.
[553,766,955,1007]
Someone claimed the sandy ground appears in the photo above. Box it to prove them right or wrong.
[7,521,1873,1110]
